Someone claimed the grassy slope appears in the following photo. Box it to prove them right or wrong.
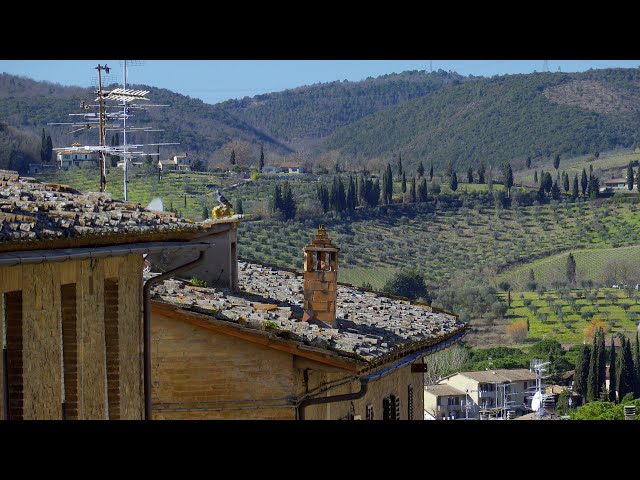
[498,244,640,290]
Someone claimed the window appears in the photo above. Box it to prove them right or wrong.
[104,279,120,419]
[61,284,78,420]
[366,404,374,420]
[4,291,23,420]
[383,397,392,420]
[408,385,414,420]
[523,382,528,391]
[384,395,400,420]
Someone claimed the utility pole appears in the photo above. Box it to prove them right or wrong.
[95,64,109,193]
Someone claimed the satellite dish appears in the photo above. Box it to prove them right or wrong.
[531,391,542,412]
[146,197,164,212]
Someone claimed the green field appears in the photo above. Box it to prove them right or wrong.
[501,288,640,345]
[498,244,640,291]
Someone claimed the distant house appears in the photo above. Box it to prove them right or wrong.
[261,165,280,174]
[28,164,56,175]
[158,153,192,172]
[280,161,304,174]
[57,149,99,168]
[424,384,468,420]
[427,368,538,419]
[604,178,628,189]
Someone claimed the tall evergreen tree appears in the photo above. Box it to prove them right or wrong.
[397,153,403,176]
[230,149,236,165]
[410,176,417,203]
[467,167,473,184]
[553,154,560,171]
[418,177,428,202]
[566,253,577,285]
[619,337,635,401]
[40,128,46,163]
[236,199,244,215]
[401,171,407,201]
[534,170,538,184]
[572,173,579,198]
[637,165,640,193]
[628,161,635,191]
[563,172,570,192]
[543,172,553,194]
[574,344,591,396]
[417,161,425,178]
[429,162,434,181]
[586,332,600,402]
[44,135,53,164]
[503,162,513,196]
[597,328,606,397]
[589,164,593,177]
[477,163,486,184]
[526,156,531,169]
[581,169,588,196]
[358,175,365,206]
[317,184,329,213]
[272,184,282,214]
[386,163,393,204]
[259,144,265,171]
[449,171,458,192]
[634,331,640,398]
[347,176,357,211]
[281,181,296,220]
[609,337,617,403]
[589,176,600,199]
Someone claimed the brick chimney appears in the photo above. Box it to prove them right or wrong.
[303,225,339,328]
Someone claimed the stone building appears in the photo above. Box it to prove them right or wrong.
[0,170,239,420]
[149,226,468,420]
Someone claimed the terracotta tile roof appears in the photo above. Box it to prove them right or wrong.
[0,170,238,251]
[457,369,538,383]
[151,262,467,364]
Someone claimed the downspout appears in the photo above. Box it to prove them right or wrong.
[297,328,468,420]
[142,250,207,420]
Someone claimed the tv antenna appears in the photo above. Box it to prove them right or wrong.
[528,359,552,417]
[49,62,178,195]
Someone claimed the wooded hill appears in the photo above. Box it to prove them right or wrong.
[3,67,640,172]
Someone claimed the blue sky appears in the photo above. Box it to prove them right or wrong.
[1,60,638,105]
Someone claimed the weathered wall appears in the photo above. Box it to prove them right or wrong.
[147,222,239,290]
[299,362,424,420]
[0,255,143,420]
[151,312,296,420]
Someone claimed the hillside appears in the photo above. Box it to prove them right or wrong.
[321,68,640,171]
[0,73,292,165]
[219,70,465,147]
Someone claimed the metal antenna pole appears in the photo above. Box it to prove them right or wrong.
[123,60,128,201]
[96,64,108,193]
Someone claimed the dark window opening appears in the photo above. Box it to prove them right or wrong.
[104,279,120,419]
[5,291,23,420]
[366,404,374,420]
[408,385,414,420]
[61,284,78,420]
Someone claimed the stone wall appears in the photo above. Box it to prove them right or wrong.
[151,312,296,420]
[0,255,144,420]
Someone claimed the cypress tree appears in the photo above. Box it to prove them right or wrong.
[387,163,393,203]
[544,172,553,194]
[586,332,599,402]
[597,329,606,397]
[418,178,428,202]
[637,165,640,193]
[477,163,486,184]
[259,144,264,171]
[619,337,635,400]
[628,162,635,190]
[272,184,282,214]
[44,135,53,163]
[317,184,329,213]
[281,181,296,220]
[581,169,588,196]
[551,179,561,200]
[574,344,591,396]
[553,154,560,171]
[467,167,473,184]
[347,176,357,211]
[358,175,365,206]
[572,173,579,199]
[504,162,513,196]
[566,253,576,285]
[401,172,407,201]
[634,331,640,398]
[40,128,46,163]
[410,176,417,203]
[526,156,531,169]
[534,170,538,184]
[429,162,434,181]
[397,153,403,176]
[609,337,617,403]
[563,172,570,192]
[417,161,425,178]
[449,171,458,192]
[236,199,244,215]
[230,149,236,165]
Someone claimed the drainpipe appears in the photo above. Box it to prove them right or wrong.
[142,250,208,420]
[297,329,467,420]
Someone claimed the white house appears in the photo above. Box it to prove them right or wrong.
[158,153,192,172]
[57,149,99,168]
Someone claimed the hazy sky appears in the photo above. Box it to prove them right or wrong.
[1,60,638,105]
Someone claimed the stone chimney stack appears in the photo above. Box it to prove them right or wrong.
[303,225,339,328]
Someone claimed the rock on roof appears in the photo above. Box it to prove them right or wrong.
[151,262,467,363]
[0,169,236,251]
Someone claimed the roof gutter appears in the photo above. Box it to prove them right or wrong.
[297,328,468,420]
[142,248,208,420]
